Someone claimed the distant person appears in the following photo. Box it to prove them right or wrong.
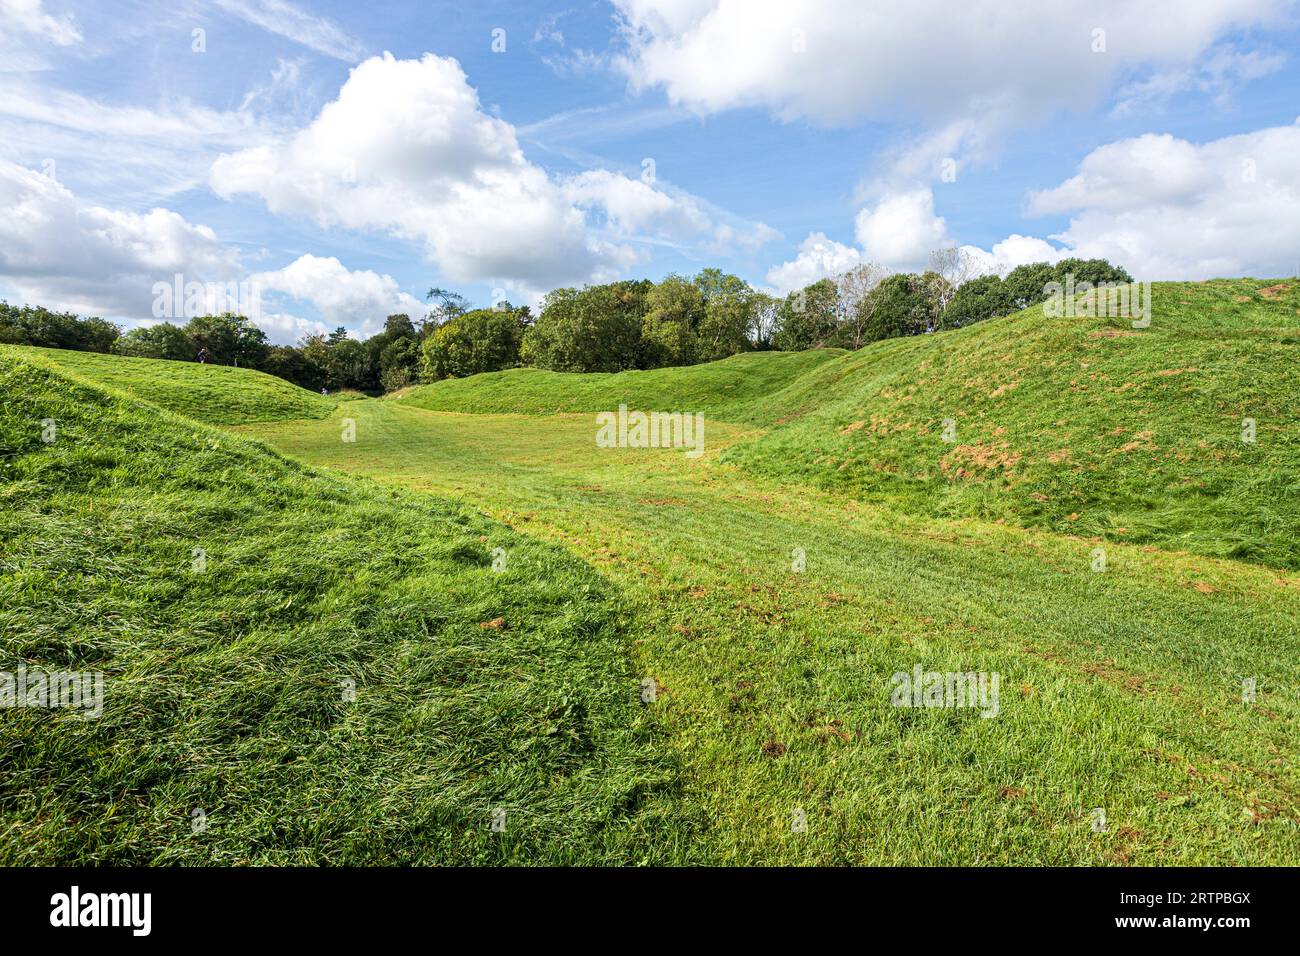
[197,347,210,364]
[321,387,328,395]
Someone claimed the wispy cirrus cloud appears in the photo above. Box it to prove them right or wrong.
[214,0,364,62]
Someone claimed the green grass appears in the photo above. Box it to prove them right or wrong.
[407,280,1300,570]
[723,279,1300,569]
[240,400,1299,864]
[3,345,337,425]
[0,352,680,864]
[397,348,844,419]
[8,280,1299,865]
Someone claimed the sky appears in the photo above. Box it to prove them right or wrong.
[1,0,1298,343]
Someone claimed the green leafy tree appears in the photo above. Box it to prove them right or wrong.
[641,275,703,367]
[1002,263,1059,311]
[0,302,120,352]
[861,272,948,343]
[521,281,648,372]
[116,322,192,360]
[183,312,269,367]
[693,268,755,362]
[421,307,528,381]
[772,279,839,351]
[937,274,1014,330]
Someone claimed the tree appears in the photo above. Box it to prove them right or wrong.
[860,273,947,343]
[1002,263,1059,311]
[937,274,1013,330]
[521,281,647,372]
[772,279,840,351]
[748,293,780,349]
[379,337,421,392]
[927,248,979,313]
[263,344,325,390]
[116,322,192,360]
[420,307,527,381]
[0,302,119,352]
[835,262,888,349]
[693,269,755,362]
[183,312,269,366]
[425,288,468,329]
[641,275,703,367]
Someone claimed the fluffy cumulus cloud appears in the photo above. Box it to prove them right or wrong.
[853,190,948,269]
[765,232,860,294]
[0,158,240,317]
[613,0,1286,129]
[618,0,1290,276]
[211,52,766,300]
[1027,123,1300,279]
[766,189,951,291]
[767,121,1300,288]
[252,254,426,337]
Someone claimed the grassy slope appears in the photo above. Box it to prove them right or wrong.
[397,349,844,419]
[726,279,1300,569]
[4,345,337,425]
[403,280,1300,570]
[242,400,1300,864]
[0,352,679,864]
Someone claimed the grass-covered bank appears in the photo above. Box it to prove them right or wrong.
[0,353,681,864]
[243,399,1300,864]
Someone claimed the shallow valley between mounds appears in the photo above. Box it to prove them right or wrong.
[5,279,1298,865]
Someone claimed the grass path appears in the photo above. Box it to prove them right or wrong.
[240,400,1300,864]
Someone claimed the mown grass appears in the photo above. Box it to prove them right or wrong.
[0,353,682,864]
[4,345,337,425]
[242,400,1300,864]
[12,280,1300,865]
[406,280,1300,570]
[723,279,1300,569]
[396,349,844,419]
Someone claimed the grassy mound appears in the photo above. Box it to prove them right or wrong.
[0,352,676,864]
[724,279,1300,569]
[5,345,336,425]
[397,349,843,420]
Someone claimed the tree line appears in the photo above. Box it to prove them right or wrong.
[0,254,1131,393]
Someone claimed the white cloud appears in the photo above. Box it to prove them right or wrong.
[957,236,1070,278]
[0,158,240,317]
[765,232,860,294]
[0,77,270,201]
[253,254,425,336]
[1113,44,1286,115]
[214,0,364,61]
[1026,122,1300,279]
[0,0,81,46]
[255,311,332,345]
[853,189,949,269]
[563,168,711,239]
[614,0,1287,128]
[212,51,763,295]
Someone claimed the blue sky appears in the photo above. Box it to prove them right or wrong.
[2,0,1298,342]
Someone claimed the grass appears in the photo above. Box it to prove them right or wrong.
[240,400,1299,864]
[722,279,1300,569]
[396,348,844,419]
[408,280,1300,570]
[4,345,337,425]
[0,352,680,864]
[7,280,1299,864]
